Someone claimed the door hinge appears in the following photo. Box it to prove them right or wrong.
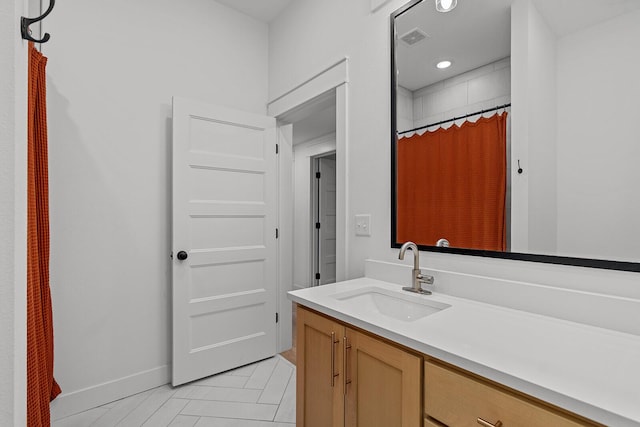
[276,312,279,323]
[276,144,279,154]
[315,273,321,280]
[316,171,321,179]
[276,228,279,239]
[315,222,321,229]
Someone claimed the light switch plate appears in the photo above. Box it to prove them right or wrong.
[355,214,371,236]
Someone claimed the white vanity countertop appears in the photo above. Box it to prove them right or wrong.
[288,278,640,427]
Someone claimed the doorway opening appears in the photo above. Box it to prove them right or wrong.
[268,57,348,364]
[279,89,337,291]
[277,90,338,365]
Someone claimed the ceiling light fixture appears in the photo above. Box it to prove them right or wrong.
[435,0,457,13]
[436,60,452,69]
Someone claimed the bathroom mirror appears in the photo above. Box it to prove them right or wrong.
[391,0,640,272]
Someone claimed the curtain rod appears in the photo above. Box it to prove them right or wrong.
[398,103,511,135]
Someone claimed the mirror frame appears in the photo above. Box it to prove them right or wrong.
[389,0,640,273]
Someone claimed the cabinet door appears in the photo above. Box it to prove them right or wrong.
[344,328,422,427]
[297,306,345,427]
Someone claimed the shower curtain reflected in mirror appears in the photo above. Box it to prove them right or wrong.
[396,113,507,251]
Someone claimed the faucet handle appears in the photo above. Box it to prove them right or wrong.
[417,272,434,285]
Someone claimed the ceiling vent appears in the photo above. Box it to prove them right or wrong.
[399,28,429,46]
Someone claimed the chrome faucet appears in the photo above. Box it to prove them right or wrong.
[398,241,434,295]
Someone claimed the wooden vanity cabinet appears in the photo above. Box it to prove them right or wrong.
[297,306,422,427]
[297,306,601,427]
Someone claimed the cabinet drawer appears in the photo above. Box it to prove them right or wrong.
[425,417,446,427]
[424,361,597,427]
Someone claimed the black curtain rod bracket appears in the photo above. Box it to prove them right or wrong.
[21,0,55,44]
[398,103,511,136]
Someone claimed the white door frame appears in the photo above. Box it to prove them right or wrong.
[276,124,294,354]
[268,57,349,352]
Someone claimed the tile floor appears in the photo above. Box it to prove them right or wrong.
[53,355,296,427]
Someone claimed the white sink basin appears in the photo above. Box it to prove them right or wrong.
[331,286,450,322]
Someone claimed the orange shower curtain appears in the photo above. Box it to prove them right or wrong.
[397,113,507,251]
[27,42,61,427]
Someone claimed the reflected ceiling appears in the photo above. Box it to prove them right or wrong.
[395,0,640,92]
[395,0,511,91]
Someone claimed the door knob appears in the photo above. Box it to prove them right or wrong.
[176,251,188,261]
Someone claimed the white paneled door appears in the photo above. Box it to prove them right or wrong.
[318,157,337,285]
[172,97,277,386]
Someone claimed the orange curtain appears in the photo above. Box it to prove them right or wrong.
[397,113,507,251]
[27,42,61,427]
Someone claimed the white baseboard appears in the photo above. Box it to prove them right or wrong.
[51,365,170,421]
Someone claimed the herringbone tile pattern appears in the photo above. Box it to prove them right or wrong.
[53,356,295,427]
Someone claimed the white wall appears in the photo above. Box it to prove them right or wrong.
[509,0,530,253]
[410,58,510,131]
[525,1,557,255]
[511,0,558,255]
[396,86,413,132]
[556,10,640,262]
[512,3,640,262]
[292,134,337,289]
[0,1,27,424]
[270,0,408,281]
[43,0,269,417]
[269,0,640,308]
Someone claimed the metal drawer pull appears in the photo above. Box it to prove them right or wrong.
[477,418,503,427]
[330,332,339,387]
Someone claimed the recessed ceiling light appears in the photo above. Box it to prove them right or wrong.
[435,0,457,13]
[436,60,452,69]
